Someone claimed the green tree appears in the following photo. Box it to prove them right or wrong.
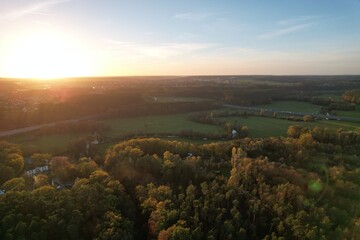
[3,177,25,191]
[31,153,51,167]
[0,141,24,184]
[303,115,314,122]
[34,174,49,189]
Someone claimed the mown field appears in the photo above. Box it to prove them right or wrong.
[4,110,360,153]
[258,100,360,119]
[5,132,84,153]
[314,93,343,101]
[102,114,222,137]
[337,105,360,118]
[257,101,321,113]
[4,113,222,152]
[220,116,360,138]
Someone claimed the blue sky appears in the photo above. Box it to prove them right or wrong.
[0,0,360,77]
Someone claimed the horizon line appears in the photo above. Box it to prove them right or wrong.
[1,73,360,81]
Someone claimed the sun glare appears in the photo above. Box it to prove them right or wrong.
[2,31,94,79]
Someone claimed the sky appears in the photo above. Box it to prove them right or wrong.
[0,0,360,78]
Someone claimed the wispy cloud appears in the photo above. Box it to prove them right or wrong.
[105,39,137,48]
[259,15,319,39]
[33,20,52,26]
[259,23,311,39]
[278,15,320,25]
[138,43,214,58]
[174,12,213,21]
[204,17,244,33]
[2,0,72,21]
[176,32,199,40]
[105,39,215,59]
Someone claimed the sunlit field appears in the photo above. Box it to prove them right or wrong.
[6,113,223,152]
[5,133,83,153]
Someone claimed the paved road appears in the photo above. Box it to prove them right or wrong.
[223,104,360,123]
[0,116,97,138]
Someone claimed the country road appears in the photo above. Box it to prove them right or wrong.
[0,116,97,138]
[223,104,360,123]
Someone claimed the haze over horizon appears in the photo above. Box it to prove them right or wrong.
[1,0,360,79]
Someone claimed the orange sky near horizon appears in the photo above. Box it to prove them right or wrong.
[1,0,360,79]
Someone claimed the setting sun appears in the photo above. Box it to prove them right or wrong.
[2,31,94,79]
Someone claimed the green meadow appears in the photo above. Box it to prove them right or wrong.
[220,116,360,138]
[5,132,84,153]
[258,100,360,118]
[257,101,321,113]
[4,111,360,153]
[5,114,222,153]
[102,114,222,137]
[337,105,360,118]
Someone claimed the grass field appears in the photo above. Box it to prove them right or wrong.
[257,101,321,113]
[4,111,360,154]
[258,100,360,118]
[4,114,223,153]
[220,116,360,138]
[320,119,360,130]
[316,91,344,101]
[337,105,360,118]
[5,132,84,153]
[150,97,209,103]
[103,114,222,137]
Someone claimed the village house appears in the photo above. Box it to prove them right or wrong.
[25,165,49,176]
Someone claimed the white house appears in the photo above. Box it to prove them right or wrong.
[26,165,49,176]
[232,129,238,138]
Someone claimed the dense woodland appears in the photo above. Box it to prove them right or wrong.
[1,124,360,239]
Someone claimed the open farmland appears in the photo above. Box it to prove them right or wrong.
[102,113,223,137]
[219,115,360,138]
[257,101,322,113]
[4,113,223,153]
[337,105,360,118]
[5,132,84,153]
[6,109,360,153]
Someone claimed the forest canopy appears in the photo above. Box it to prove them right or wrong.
[1,125,360,239]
